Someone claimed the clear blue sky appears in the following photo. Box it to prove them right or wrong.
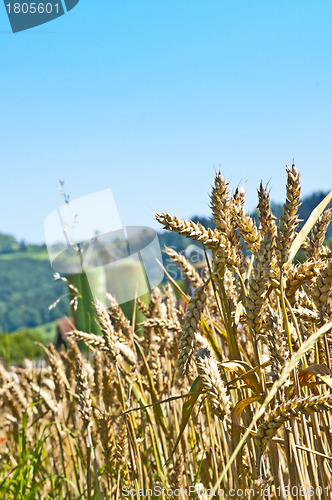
[0,1,331,243]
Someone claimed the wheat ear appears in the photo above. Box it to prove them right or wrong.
[178,285,207,377]
[256,394,332,448]
[195,348,230,420]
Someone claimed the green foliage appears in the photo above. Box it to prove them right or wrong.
[0,234,67,332]
[0,329,46,365]
[37,322,57,344]
[68,272,101,335]
[0,407,43,499]
[0,256,68,333]
[0,233,19,254]
[295,248,306,263]
[0,408,80,500]
[325,238,332,251]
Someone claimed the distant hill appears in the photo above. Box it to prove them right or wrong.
[0,190,331,333]
[0,236,68,333]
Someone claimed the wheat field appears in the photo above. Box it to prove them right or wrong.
[1,165,332,499]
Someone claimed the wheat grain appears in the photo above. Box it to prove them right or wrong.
[256,394,332,448]
[246,231,274,335]
[67,330,107,350]
[276,164,301,265]
[232,204,261,255]
[177,285,207,377]
[195,348,230,420]
[137,297,150,317]
[312,257,332,321]
[285,259,323,300]
[309,208,332,260]
[94,299,120,363]
[257,182,277,237]
[155,212,226,249]
[97,411,115,474]
[47,343,69,401]
[75,355,92,426]
[164,246,203,288]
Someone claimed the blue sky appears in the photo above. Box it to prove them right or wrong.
[0,0,331,243]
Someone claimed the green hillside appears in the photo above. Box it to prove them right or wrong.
[0,238,68,333]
